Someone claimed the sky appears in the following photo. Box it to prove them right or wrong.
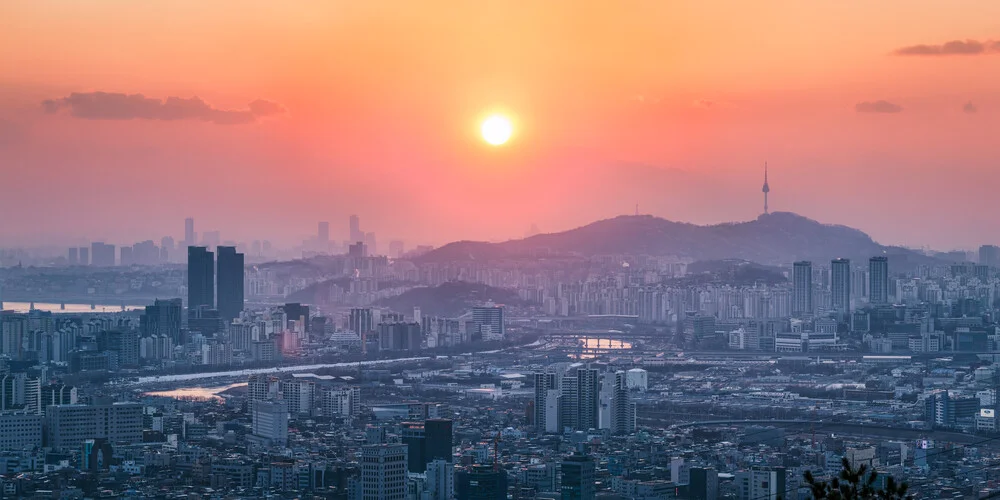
[2,0,1000,250]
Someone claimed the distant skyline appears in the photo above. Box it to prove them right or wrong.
[4,1,1000,249]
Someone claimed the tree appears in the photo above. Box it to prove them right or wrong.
[803,457,912,500]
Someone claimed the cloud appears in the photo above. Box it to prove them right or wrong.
[855,100,903,114]
[894,39,1000,56]
[693,99,715,109]
[963,101,978,113]
[42,92,286,124]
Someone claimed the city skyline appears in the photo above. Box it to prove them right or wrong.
[5,2,1000,248]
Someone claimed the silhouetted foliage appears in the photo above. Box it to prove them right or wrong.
[803,457,912,500]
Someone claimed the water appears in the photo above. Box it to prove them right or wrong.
[129,356,433,385]
[144,382,247,401]
[1,302,144,314]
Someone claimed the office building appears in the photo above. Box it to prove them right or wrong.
[869,256,889,305]
[119,245,133,266]
[40,384,77,413]
[425,418,453,463]
[140,298,183,345]
[689,467,720,500]
[425,459,455,500]
[184,217,196,246]
[792,261,812,316]
[216,246,245,321]
[401,421,427,473]
[91,242,116,267]
[78,247,89,266]
[251,400,288,447]
[534,372,560,433]
[456,465,507,500]
[471,306,505,342]
[389,240,405,259]
[561,453,596,500]
[0,412,42,450]
[187,246,215,310]
[45,403,143,451]
[981,245,1000,267]
[378,322,422,351]
[349,214,363,243]
[0,411,43,449]
[364,232,377,256]
[735,467,786,500]
[350,308,374,335]
[318,221,330,244]
[361,443,408,500]
[68,247,78,266]
[830,258,851,317]
[609,371,635,435]
[282,303,310,333]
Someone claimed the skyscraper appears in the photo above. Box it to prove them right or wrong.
[401,421,427,473]
[90,242,116,267]
[216,246,245,322]
[361,444,408,500]
[67,247,78,266]
[425,419,453,463]
[831,258,851,317]
[78,247,89,266]
[471,306,505,342]
[792,261,813,316]
[561,453,596,500]
[980,245,1000,267]
[187,246,215,310]
[318,221,330,244]
[140,299,183,344]
[184,217,195,246]
[869,256,889,305]
[534,372,559,433]
[349,214,363,243]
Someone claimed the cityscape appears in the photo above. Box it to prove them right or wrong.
[5,2,1000,500]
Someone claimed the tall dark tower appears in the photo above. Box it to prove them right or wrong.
[216,246,245,322]
[187,246,215,311]
[762,162,770,214]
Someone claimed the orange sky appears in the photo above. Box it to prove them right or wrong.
[2,1,1000,249]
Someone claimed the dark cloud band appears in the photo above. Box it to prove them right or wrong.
[42,92,285,124]
[855,100,902,114]
[895,39,1000,56]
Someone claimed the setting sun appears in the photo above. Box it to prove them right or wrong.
[481,115,513,146]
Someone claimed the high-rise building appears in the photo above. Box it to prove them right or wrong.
[282,303,310,333]
[251,400,288,447]
[869,256,889,305]
[792,261,812,316]
[184,217,195,246]
[119,246,133,266]
[140,298,183,344]
[377,322,422,351]
[40,384,77,413]
[425,418,453,464]
[456,465,507,500]
[78,247,89,266]
[361,443,408,500]
[609,371,635,435]
[561,366,599,432]
[365,232,377,256]
[471,306,505,342]
[318,221,330,244]
[67,247,78,266]
[561,453,596,500]
[349,215,363,243]
[45,403,143,451]
[401,421,427,473]
[389,240,405,259]
[350,308,374,336]
[0,412,42,450]
[187,246,215,310]
[534,372,561,434]
[90,242,116,267]
[735,467,786,500]
[980,245,1000,267]
[689,467,720,500]
[216,246,245,322]
[425,459,455,500]
[831,258,851,317]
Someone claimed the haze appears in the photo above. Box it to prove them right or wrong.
[3,0,1000,249]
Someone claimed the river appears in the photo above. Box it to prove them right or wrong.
[1,301,144,314]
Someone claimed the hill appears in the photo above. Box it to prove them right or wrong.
[415,212,939,267]
[376,281,521,317]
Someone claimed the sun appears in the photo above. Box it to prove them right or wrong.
[481,115,513,146]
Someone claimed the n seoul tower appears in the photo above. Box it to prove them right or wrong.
[762,162,770,215]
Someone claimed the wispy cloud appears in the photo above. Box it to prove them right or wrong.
[855,100,903,114]
[964,101,978,114]
[894,39,1000,56]
[42,92,286,125]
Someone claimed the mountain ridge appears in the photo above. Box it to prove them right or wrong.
[414,212,939,267]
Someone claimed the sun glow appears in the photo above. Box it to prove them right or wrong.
[481,115,513,146]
